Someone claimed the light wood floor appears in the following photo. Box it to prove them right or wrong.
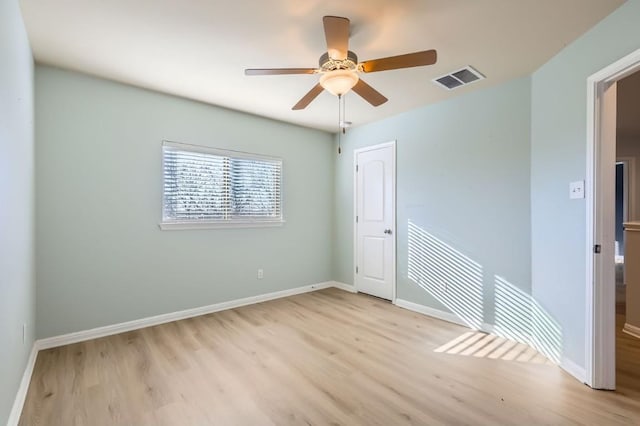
[20,288,640,425]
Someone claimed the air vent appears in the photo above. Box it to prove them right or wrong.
[433,66,485,90]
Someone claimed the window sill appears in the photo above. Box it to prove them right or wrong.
[159,220,285,231]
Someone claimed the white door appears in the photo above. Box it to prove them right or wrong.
[355,142,395,300]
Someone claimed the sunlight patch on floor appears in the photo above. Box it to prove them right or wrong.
[434,331,553,365]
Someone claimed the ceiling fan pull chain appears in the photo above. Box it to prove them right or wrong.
[342,95,347,135]
[338,94,342,154]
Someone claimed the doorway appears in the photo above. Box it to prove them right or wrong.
[615,162,628,262]
[587,48,640,390]
[615,160,630,297]
[354,141,396,301]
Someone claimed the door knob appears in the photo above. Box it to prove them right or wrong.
[384,229,392,235]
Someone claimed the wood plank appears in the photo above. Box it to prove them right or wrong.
[19,288,640,425]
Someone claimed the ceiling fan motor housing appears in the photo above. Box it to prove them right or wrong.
[319,50,359,72]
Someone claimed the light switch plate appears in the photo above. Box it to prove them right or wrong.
[570,180,585,199]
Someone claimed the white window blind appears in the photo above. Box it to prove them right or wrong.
[161,141,283,229]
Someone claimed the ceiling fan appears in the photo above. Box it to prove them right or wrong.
[245,16,438,110]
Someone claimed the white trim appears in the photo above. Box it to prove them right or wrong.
[353,145,357,297]
[623,323,640,339]
[560,356,587,384]
[161,139,284,229]
[331,281,358,293]
[585,47,640,390]
[8,281,355,423]
[159,220,285,230]
[7,343,39,426]
[395,298,478,329]
[162,140,283,162]
[395,299,496,334]
[353,140,397,303]
[37,281,335,350]
[585,62,596,389]
[8,286,588,424]
[396,298,588,384]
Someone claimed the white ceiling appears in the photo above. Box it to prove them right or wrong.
[19,0,624,133]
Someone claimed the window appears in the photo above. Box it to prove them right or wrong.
[161,141,283,229]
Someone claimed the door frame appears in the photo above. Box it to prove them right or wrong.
[353,140,397,302]
[586,48,640,389]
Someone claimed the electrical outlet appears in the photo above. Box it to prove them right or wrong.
[257,269,264,279]
[23,323,26,344]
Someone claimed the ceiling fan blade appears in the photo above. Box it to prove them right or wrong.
[360,50,437,73]
[245,68,317,76]
[352,79,388,107]
[323,16,350,60]
[292,83,324,110]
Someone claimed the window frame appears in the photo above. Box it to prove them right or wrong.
[160,140,284,230]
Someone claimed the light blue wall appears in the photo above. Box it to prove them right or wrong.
[531,0,640,368]
[0,0,35,423]
[334,77,532,331]
[35,66,334,338]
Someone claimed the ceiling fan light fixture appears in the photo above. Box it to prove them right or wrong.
[245,16,436,110]
[320,69,359,96]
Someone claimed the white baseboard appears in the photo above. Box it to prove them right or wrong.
[331,281,357,293]
[560,356,587,384]
[9,281,352,424]
[38,281,336,350]
[395,298,590,385]
[623,322,640,339]
[7,343,39,426]
[11,284,587,424]
[394,298,486,330]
